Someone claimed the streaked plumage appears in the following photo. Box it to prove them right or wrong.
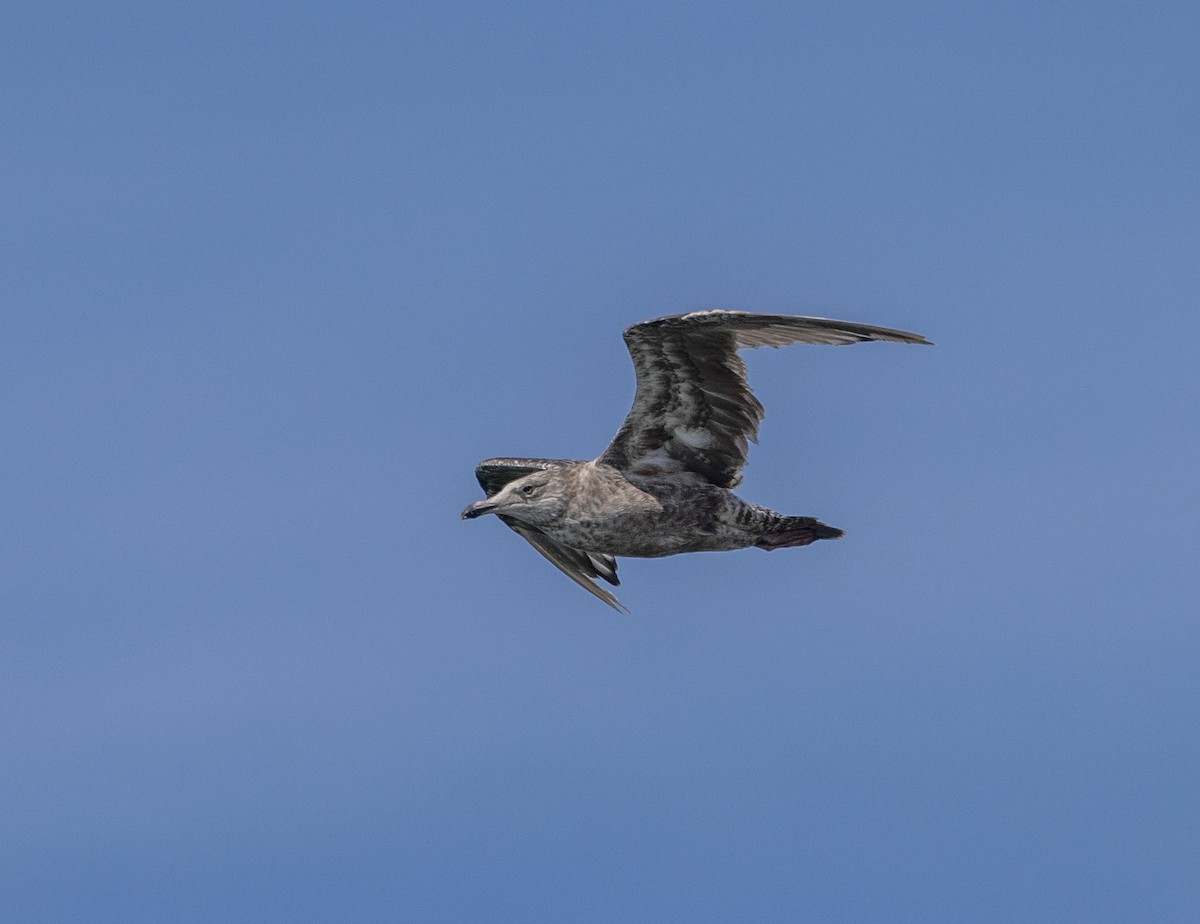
[462,310,931,611]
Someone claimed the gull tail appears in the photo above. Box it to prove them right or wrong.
[755,516,844,550]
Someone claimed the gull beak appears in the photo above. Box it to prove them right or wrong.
[461,499,498,520]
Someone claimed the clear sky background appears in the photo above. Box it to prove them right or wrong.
[4,2,1198,921]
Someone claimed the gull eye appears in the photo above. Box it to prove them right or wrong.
[520,483,537,497]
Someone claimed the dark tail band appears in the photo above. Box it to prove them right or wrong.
[755,516,844,550]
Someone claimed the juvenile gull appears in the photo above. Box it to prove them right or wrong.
[461,310,931,611]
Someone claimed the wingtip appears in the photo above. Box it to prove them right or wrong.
[598,588,631,614]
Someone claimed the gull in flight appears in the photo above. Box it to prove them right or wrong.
[461,310,931,611]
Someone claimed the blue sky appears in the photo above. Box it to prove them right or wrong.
[4,1,1199,920]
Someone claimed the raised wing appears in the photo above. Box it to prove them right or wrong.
[475,458,627,613]
[597,311,931,488]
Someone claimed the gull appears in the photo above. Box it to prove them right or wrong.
[461,310,930,611]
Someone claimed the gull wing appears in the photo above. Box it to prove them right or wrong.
[498,518,627,613]
[597,311,931,488]
[475,458,626,613]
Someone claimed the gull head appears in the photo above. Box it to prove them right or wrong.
[461,470,569,528]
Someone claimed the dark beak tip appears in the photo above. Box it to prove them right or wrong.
[462,501,492,520]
